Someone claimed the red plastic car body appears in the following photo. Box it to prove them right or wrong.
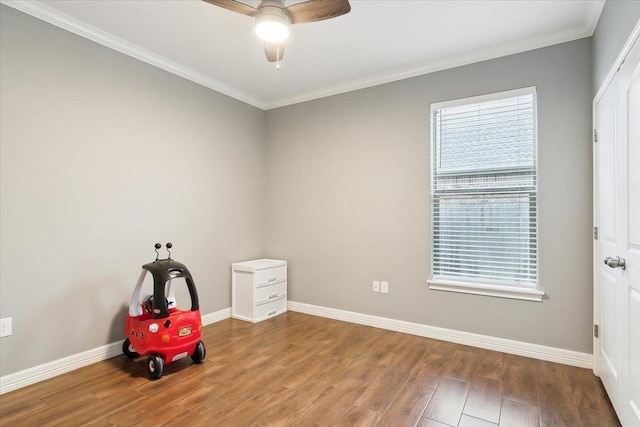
[122,249,205,380]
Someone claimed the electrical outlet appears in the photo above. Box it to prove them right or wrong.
[381,281,389,294]
[373,281,380,292]
[0,317,12,338]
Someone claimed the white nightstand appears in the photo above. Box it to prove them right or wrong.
[231,259,287,323]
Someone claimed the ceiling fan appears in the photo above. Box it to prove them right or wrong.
[202,0,351,66]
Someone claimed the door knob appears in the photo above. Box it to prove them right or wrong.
[604,256,626,270]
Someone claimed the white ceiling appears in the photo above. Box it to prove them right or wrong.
[3,0,604,110]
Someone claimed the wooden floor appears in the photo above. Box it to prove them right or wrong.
[0,312,621,426]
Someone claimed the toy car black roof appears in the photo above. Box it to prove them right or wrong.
[142,259,200,319]
[142,259,192,284]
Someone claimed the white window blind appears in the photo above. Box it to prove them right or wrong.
[430,88,538,289]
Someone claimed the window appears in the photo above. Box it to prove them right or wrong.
[428,87,544,302]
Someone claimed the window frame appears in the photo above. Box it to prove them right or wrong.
[427,87,545,302]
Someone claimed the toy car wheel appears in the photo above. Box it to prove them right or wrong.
[122,338,139,358]
[146,354,164,380]
[191,341,206,364]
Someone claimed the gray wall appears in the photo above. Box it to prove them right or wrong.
[266,38,594,353]
[593,0,640,93]
[0,2,609,379]
[0,6,266,376]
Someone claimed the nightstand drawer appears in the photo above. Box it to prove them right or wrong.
[255,265,287,285]
[256,279,287,303]
[255,295,287,321]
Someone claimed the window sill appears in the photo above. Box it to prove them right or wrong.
[427,278,545,302]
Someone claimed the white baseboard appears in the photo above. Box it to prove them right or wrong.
[287,301,593,369]
[201,307,231,326]
[2,303,592,395]
[0,341,123,395]
[0,307,231,395]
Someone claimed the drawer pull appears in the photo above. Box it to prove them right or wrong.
[268,293,279,299]
[268,277,278,282]
[267,310,277,316]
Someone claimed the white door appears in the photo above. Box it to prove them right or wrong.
[595,34,640,427]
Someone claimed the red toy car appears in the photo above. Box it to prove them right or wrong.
[122,243,206,380]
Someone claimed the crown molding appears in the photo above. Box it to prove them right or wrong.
[584,0,606,35]
[264,25,597,110]
[2,0,603,111]
[0,0,266,110]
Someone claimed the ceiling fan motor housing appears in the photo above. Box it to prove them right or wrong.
[254,1,291,43]
[203,0,351,62]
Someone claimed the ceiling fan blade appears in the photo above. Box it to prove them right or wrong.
[264,42,285,62]
[201,0,257,16]
[286,0,351,24]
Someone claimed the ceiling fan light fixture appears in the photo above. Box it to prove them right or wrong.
[254,6,290,43]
